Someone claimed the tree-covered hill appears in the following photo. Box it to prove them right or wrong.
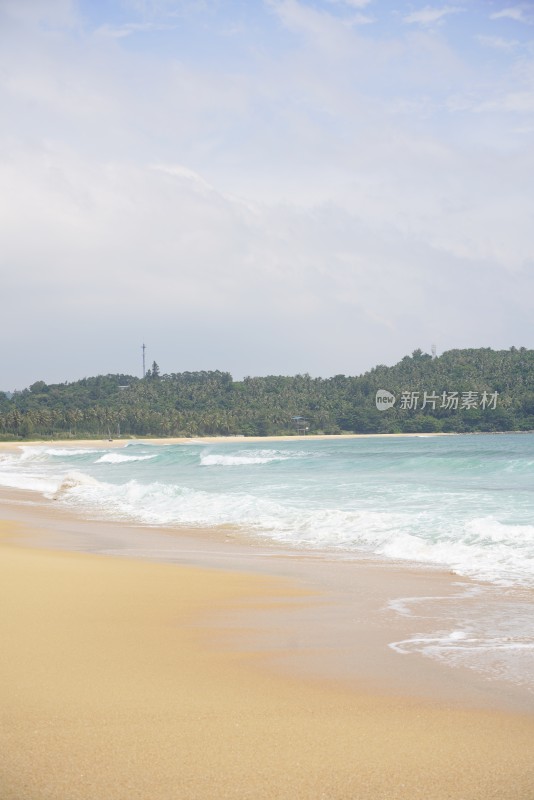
[1,348,533,440]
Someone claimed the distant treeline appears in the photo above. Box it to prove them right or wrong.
[1,347,533,440]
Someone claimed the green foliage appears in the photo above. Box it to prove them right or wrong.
[1,349,532,439]
[145,361,160,380]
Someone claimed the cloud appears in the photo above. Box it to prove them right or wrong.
[476,34,519,51]
[0,0,533,386]
[475,91,534,113]
[1,136,531,381]
[95,21,176,38]
[327,0,374,15]
[345,12,375,26]
[273,0,374,36]
[267,0,357,52]
[329,0,373,7]
[403,5,462,26]
[0,0,76,26]
[150,162,218,194]
[120,0,210,17]
[490,6,533,23]
[471,51,534,114]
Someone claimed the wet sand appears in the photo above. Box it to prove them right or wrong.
[1,489,534,798]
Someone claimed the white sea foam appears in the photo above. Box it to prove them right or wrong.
[3,479,534,586]
[52,476,290,527]
[17,446,53,462]
[200,449,292,467]
[45,448,100,457]
[390,628,534,690]
[0,471,58,493]
[11,445,98,463]
[2,435,534,589]
[95,452,157,464]
[380,517,534,586]
[388,583,534,690]
[390,629,534,658]
[49,471,102,499]
[388,584,484,618]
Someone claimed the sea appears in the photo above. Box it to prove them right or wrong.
[1,432,533,696]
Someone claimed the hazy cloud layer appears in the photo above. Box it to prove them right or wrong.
[1,0,533,387]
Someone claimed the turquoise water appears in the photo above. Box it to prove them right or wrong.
[1,433,533,587]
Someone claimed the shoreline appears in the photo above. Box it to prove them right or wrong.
[1,480,533,715]
[1,512,534,799]
[0,431,456,451]
[3,429,533,452]
[0,437,534,800]
[1,437,533,711]
[1,440,534,797]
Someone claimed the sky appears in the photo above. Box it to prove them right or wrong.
[1,0,534,389]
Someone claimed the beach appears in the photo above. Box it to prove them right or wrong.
[1,438,534,799]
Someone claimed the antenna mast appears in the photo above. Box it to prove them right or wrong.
[142,343,146,378]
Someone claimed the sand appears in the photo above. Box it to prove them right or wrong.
[0,431,456,453]
[1,513,534,800]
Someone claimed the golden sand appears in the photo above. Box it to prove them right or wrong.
[1,523,533,800]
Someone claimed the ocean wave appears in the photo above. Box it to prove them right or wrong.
[95,452,157,464]
[200,452,290,467]
[0,471,59,493]
[15,446,100,462]
[2,436,534,589]
[52,477,288,527]
[18,446,55,462]
[46,448,101,457]
[380,517,534,586]
[49,471,102,499]
[18,467,534,586]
